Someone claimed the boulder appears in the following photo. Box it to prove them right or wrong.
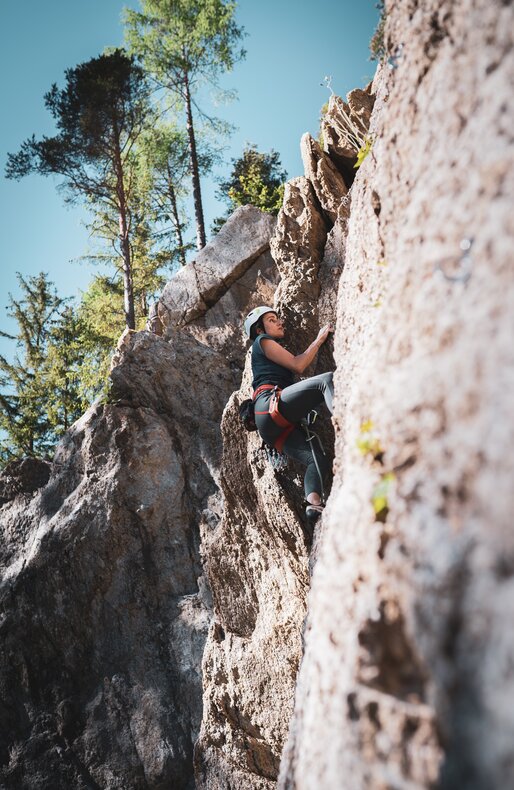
[160,206,276,330]
[184,249,280,368]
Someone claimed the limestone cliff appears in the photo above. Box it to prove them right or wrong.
[1,0,513,788]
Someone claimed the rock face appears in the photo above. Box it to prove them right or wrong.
[300,134,348,224]
[0,207,278,790]
[194,384,311,789]
[320,88,374,182]
[194,165,336,787]
[0,329,237,789]
[0,457,51,506]
[279,1,514,788]
[160,206,278,368]
[1,1,513,788]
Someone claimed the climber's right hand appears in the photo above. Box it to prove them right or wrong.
[316,324,333,345]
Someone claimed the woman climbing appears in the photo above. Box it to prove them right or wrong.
[244,305,334,522]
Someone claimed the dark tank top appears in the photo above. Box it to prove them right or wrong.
[251,334,295,391]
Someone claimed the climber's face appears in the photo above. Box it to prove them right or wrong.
[261,312,284,339]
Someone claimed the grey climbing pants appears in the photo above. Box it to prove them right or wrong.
[254,371,334,498]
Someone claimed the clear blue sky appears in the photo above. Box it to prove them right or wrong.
[0,0,379,348]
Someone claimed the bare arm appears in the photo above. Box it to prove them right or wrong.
[261,324,332,375]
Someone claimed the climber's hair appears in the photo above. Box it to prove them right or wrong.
[249,316,266,341]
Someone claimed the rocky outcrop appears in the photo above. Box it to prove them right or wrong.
[194,380,310,789]
[194,165,337,787]
[0,203,280,789]
[320,88,374,174]
[279,1,514,788]
[300,134,348,224]
[1,1,513,788]
[160,206,278,367]
[0,329,237,789]
[269,178,328,351]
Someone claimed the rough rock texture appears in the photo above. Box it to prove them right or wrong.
[300,133,348,224]
[280,1,514,788]
[0,457,51,506]
[184,250,279,368]
[194,162,338,787]
[160,206,275,322]
[194,382,310,789]
[270,177,329,352]
[0,203,278,789]
[157,206,278,370]
[0,330,237,789]
[1,1,513,788]
[320,87,373,179]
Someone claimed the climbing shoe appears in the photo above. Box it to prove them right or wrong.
[305,503,324,521]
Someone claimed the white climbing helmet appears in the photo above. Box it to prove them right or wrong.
[243,305,274,338]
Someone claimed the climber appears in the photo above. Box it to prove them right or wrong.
[244,305,334,522]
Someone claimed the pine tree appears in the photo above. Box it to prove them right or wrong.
[139,123,217,267]
[5,50,151,330]
[213,144,287,232]
[125,0,245,250]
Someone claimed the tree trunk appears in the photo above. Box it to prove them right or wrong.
[167,162,187,266]
[183,70,206,250]
[118,213,135,330]
[113,132,136,330]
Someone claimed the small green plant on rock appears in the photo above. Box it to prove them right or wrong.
[354,136,374,169]
[371,472,396,523]
[356,420,384,461]
[320,75,374,168]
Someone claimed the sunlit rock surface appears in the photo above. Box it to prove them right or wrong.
[279,1,514,788]
[1,1,513,788]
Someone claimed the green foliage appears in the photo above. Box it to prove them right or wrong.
[371,472,395,522]
[5,50,151,329]
[213,144,287,232]
[125,0,246,248]
[137,123,207,267]
[370,1,387,62]
[124,0,246,94]
[0,274,84,465]
[354,136,374,169]
[356,420,383,461]
[44,307,87,436]
[5,50,149,195]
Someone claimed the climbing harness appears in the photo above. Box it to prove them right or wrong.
[252,385,327,501]
[253,385,295,453]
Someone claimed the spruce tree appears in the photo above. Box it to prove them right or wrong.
[125,0,245,250]
[0,274,64,463]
